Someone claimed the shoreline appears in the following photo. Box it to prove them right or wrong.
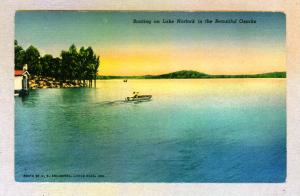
[97,77,286,80]
[28,75,286,90]
[97,71,286,80]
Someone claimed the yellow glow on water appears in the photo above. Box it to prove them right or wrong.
[96,78,286,103]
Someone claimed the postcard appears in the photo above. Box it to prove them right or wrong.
[14,11,286,183]
[1,0,300,194]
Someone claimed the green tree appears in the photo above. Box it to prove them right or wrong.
[15,42,100,86]
[25,45,41,75]
[78,46,100,87]
[61,44,78,81]
[78,47,88,83]
[40,54,62,78]
[14,40,26,70]
[52,57,62,79]
[40,54,53,76]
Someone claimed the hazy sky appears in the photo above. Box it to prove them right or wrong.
[15,12,285,76]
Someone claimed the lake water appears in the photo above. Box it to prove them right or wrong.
[15,79,286,182]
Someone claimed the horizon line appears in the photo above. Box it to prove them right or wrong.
[98,70,286,77]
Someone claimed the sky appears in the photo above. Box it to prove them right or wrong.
[15,11,286,76]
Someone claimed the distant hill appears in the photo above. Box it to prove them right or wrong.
[145,70,209,79]
[207,71,286,78]
[97,70,286,79]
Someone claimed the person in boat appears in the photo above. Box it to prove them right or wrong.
[133,91,139,98]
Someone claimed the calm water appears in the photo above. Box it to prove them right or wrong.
[15,79,286,182]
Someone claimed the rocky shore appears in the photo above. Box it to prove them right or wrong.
[29,76,87,89]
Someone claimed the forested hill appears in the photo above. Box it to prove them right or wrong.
[147,70,209,78]
[98,70,286,79]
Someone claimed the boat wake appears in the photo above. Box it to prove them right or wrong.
[96,99,152,106]
[99,100,125,106]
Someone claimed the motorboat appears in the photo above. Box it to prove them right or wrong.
[126,92,152,101]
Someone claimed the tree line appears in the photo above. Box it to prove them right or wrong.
[15,40,100,87]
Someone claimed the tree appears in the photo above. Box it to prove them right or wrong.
[14,40,25,70]
[61,44,78,81]
[52,57,62,79]
[78,47,88,83]
[15,41,101,87]
[40,54,53,76]
[78,46,100,87]
[25,45,41,75]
